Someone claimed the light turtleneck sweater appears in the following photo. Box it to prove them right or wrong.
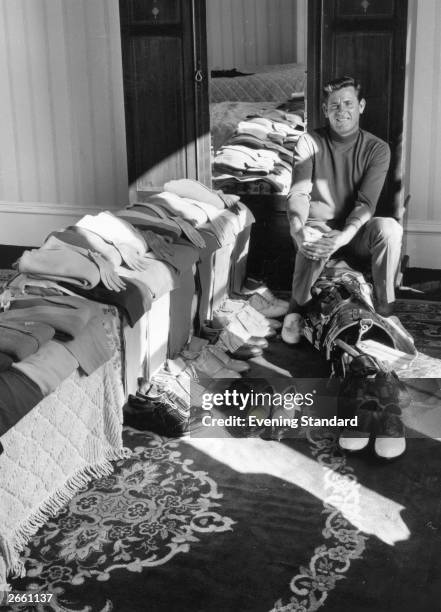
[286,126,390,230]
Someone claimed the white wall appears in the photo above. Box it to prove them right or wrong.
[404,0,441,268]
[206,0,307,69]
[0,0,128,246]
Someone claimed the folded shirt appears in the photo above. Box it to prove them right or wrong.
[75,211,147,255]
[12,340,78,396]
[213,166,291,194]
[17,246,101,289]
[119,241,200,301]
[140,196,240,247]
[0,320,55,360]
[247,116,302,139]
[236,120,272,140]
[142,192,209,226]
[2,300,93,340]
[116,208,182,240]
[121,204,206,248]
[46,227,123,267]
[9,294,101,317]
[61,316,113,375]
[40,238,126,292]
[50,227,155,273]
[227,134,293,163]
[6,273,81,297]
[163,179,226,210]
[66,277,153,327]
[219,144,280,165]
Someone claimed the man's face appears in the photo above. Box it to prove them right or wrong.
[322,86,366,136]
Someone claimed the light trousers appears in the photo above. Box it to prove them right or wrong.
[291,217,403,310]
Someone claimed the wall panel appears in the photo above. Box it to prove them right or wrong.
[405,0,441,267]
[0,0,128,246]
[206,0,307,68]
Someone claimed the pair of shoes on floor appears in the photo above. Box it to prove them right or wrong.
[281,312,304,344]
[247,288,289,319]
[226,341,266,360]
[213,298,280,339]
[201,320,273,356]
[338,430,406,460]
[338,413,406,460]
[148,370,193,419]
[182,341,250,376]
[336,343,408,460]
[124,392,189,437]
[190,347,243,379]
[206,344,251,372]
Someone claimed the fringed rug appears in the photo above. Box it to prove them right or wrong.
[5,426,441,612]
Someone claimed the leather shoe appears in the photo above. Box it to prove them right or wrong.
[338,429,370,452]
[374,412,406,460]
[248,337,269,349]
[227,345,263,360]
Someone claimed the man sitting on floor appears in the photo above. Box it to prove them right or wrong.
[282,75,402,344]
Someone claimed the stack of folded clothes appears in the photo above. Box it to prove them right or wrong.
[1,178,257,440]
[0,289,113,437]
[9,179,253,327]
[212,108,305,195]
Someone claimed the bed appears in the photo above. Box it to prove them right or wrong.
[0,277,127,589]
[209,63,307,196]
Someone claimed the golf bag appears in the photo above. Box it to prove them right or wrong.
[302,266,414,427]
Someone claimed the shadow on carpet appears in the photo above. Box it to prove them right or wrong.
[6,426,441,612]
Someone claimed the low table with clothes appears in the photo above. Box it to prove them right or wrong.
[0,180,254,587]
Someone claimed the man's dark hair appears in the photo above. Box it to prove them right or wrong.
[323,76,363,102]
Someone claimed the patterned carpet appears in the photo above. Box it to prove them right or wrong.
[4,299,441,611]
[6,428,441,612]
[5,429,372,612]
[395,299,441,364]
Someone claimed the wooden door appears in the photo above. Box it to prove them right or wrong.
[119,0,211,201]
[307,0,408,218]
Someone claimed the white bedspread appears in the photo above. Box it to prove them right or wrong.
[0,305,127,588]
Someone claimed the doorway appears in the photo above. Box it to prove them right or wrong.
[118,0,409,258]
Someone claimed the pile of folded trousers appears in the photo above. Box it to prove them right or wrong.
[124,286,290,437]
[0,179,253,438]
[212,108,305,194]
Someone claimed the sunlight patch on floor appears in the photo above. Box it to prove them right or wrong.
[183,436,411,546]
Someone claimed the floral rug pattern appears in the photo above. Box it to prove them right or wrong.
[6,429,234,611]
[5,428,369,612]
[271,431,367,612]
[394,299,441,377]
[395,299,441,357]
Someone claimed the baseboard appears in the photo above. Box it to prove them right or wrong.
[0,203,115,246]
[405,221,441,269]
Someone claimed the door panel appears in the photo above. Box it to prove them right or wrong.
[336,0,395,19]
[308,0,408,218]
[123,0,181,24]
[119,0,210,199]
[334,32,393,141]
[123,36,188,190]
